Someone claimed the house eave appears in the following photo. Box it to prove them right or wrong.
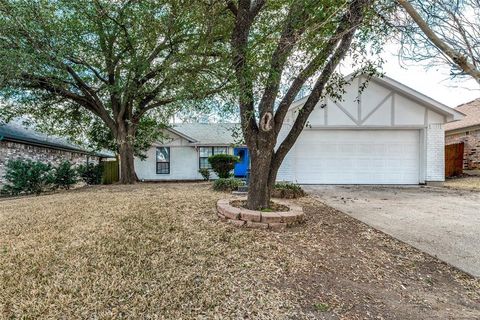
[0,136,105,157]
[445,124,480,135]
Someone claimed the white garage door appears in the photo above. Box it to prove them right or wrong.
[294,130,420,184]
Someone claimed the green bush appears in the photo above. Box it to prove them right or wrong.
[272,182,306,199]
[54,161,78,190]
[208,154,239,178]
[212,178,243,192]
[1,159,55,195]
[77,163,103,185]
[198,168,211,181]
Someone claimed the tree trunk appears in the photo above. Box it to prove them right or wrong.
[246,149,276,210]
[117,128,137,184]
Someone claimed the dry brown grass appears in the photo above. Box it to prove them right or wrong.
[444,176,480,191]
[0,183,478,319]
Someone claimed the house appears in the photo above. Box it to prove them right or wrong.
[0,121,111,184]
[135,123,249,181]
[445,99,480,169]
[135,75,463,184]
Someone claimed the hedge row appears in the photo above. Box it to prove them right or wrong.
[1,159,103,196]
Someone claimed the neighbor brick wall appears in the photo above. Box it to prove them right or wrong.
[426,124,445,182]
[445,129,480,169]
[0,140,99,185]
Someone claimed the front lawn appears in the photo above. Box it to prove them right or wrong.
[0,183,478,319]
[444,176,480,191]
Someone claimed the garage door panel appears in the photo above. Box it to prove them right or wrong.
[294,130,420,184]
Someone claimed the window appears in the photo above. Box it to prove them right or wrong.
[156,147,170,174]
[199,146,228,169]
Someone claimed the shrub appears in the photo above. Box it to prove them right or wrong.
[2,159,55,195]
[272,182,306,199]
[198,168,211,181]
[54,161,78,190]
[77,163,103,185]
[208,154,239,178]
[212,178,243,192]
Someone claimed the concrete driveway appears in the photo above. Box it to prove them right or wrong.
[304,185,480,277]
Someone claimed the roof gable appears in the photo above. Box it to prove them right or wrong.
[290,75,464,122]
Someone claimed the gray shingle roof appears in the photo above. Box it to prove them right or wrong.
[171,123,241,145]
[0,121,112,157]
[445,99,480,132]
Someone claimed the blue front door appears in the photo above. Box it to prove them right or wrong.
[234,148,249,177]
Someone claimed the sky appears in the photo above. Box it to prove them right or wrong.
[370,45,479,109]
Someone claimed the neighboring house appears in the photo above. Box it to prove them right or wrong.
[135,75,463,184]
[445,99,480,169]
[0,121,111,184]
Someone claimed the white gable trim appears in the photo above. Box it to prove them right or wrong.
[165,127,198,143]
[289,75,464,122]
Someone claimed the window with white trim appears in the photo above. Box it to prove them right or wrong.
[156,147,170,174]
[199,146,228,169]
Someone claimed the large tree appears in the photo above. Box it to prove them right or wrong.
[0,0,229,183]
[225,0,383,209]
[396,0,480,84]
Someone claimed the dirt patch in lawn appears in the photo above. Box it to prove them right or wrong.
[444,176,480,191]
[0,183,478,319]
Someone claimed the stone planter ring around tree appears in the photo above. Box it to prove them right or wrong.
[216,198,304,231]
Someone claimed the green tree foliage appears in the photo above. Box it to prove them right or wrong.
[54,161,78,190]
[208,154,239,179]
[0,0,230,183]
[2,159,55,195]
[77,163,103,185]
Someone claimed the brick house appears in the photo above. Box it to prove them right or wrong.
[445,99,480,169]
[0,121,111,185]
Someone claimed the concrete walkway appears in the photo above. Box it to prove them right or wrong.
[305,185,480,277]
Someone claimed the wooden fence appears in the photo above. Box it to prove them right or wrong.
[445,142,464,177]
[102,160,119,184]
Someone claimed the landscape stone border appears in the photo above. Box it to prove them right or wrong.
[216,198,304,231]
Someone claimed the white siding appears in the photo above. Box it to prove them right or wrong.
[135,145,202,181]
[276,123,295,181]
[425,124,445,181]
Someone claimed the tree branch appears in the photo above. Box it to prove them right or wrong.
[397,0,480,84]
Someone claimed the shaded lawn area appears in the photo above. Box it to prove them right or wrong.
[0,183,479,319]
[444,176,480,191]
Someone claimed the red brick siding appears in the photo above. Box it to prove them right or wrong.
[445,130,480,169]
[0,140,99,185]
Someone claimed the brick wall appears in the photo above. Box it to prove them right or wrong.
[0,140,99,185]
[426,124,445,182]
[445,129,480,169]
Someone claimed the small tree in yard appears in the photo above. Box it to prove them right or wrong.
[208,154,239,179]
[0,0,229,183]
[224,0,386,209]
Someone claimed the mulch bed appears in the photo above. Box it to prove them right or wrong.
[230,199,290,212]
[0,183,478,319]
